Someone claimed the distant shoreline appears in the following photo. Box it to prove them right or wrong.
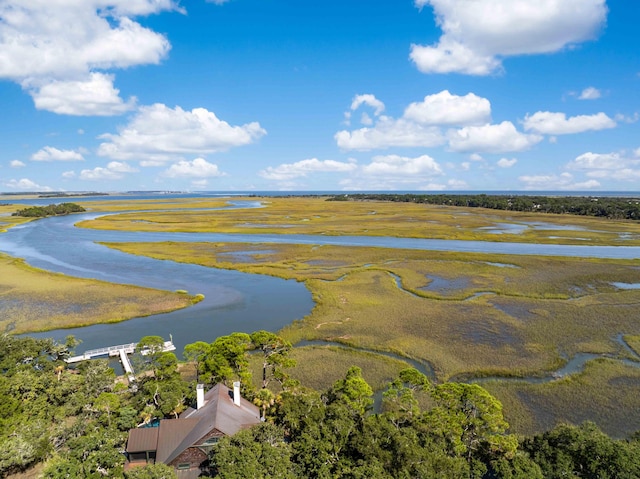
[2,189,640,199]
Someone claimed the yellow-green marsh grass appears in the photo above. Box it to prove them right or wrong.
[0,253,199,334]
[77,197,229,213]
[80,197,640,246]
[0,203,36,232]
[624,335,640,356]
[247,345,414,393]
[102,241,640,382]
[482,359,640,438]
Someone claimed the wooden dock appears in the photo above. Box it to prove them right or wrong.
[65,340,175,363]
[65,340,176,381]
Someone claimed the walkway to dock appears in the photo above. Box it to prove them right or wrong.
[65,340,176,381]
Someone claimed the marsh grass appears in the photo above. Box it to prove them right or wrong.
[246,345,414,393]
[80,197,640,246]
[79,198,228,213]
[289,346,415,391]
[0,253,198,334]
[15,194,639,435]
[104,241,640,384]
[0,203,35,232]
[625,335,640,356]
[482,359,640,438]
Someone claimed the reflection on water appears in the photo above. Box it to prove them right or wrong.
[478,223,528,235]
[478,221,590,235]
[483,261,520,268]
[611,282,640,290]
[3,209,312,355]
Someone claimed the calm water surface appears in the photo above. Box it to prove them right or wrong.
[0,206,312,354]
[2,199,640,355]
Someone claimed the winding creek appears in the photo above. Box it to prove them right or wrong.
[1,198,640,383]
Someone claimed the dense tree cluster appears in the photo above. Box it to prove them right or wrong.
[12,203,86,218]
[0,332,639,478]
[210,367,640,479]
[329,194,640,221]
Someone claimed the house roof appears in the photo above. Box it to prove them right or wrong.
[127,427,159,453]
[156,418,200,464]
[162,383,261,465]
[181,383,261,435]
[127,383,261,466]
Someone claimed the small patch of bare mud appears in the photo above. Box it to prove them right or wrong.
[456,319,523,347]
[490,300,538,322]
[421,274,471,294]
[217,250,276,263]
[304,259,350,267]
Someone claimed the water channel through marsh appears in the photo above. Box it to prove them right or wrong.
[1,198,639,385]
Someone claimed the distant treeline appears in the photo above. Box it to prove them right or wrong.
[39,192,107,198]
[12,202,86,217]
[329,193,640,220]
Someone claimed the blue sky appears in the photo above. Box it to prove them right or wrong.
[0,0,638,192]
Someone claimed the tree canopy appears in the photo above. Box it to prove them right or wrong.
[329,193,640,221]
[0,333,639,478]
[12,202,86,217]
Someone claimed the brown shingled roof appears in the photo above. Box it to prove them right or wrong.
[126,427,159,453]
[126,383,261,468]
[156,418,200,464]
[163,383,261,465]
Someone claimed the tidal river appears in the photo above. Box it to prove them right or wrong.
[2,200,640,355]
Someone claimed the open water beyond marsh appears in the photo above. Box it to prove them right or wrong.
[2,199,640,357]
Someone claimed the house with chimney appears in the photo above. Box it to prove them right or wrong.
[125,382,261,478]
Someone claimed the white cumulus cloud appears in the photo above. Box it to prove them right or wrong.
[497,158,517,168]
[79,161,137,180]
[0,0,176,115]
[162,158,225,178]
[403,90,491,126]
[448,121,542,153]
[568,152,625,170]
[4,178,52,191]
[10,160,25,168]
[362,154,443,177]
[336,117,444,151]
[31,146,85,162]
[28,73,137,116]
[411,39,500,76]
[566,151,640,182]
[523,111,616,135]
[260,159,357,181]
[579,87,602,100]
[411,0,607,75]
[98,104,266,161]
[350,94,385,116]
[518,172,600,190]
[336,90,510,151]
